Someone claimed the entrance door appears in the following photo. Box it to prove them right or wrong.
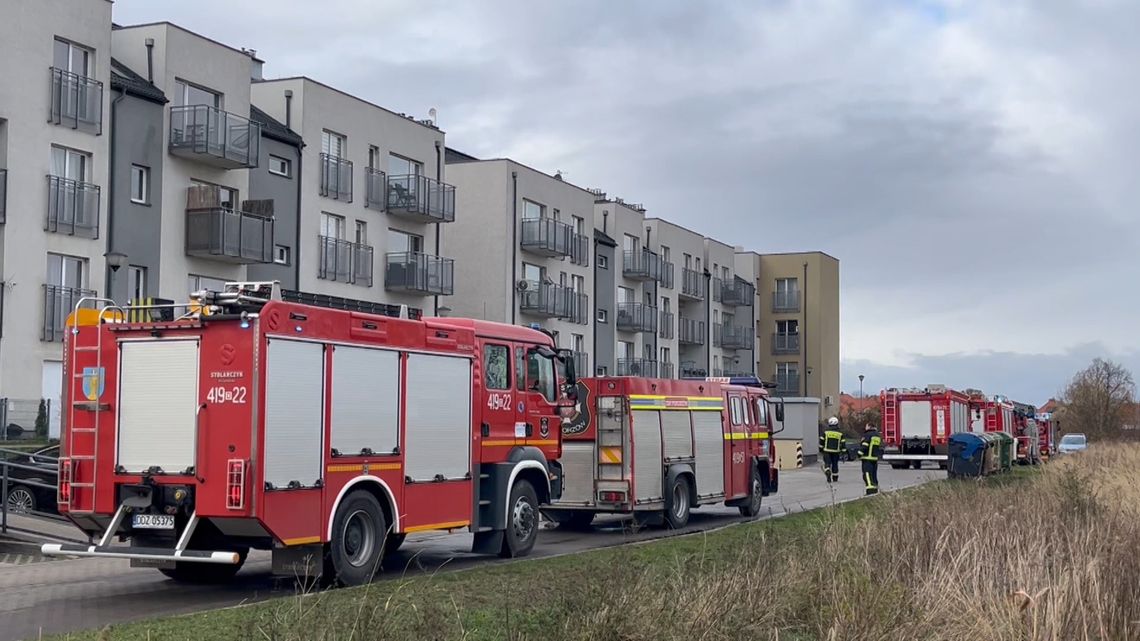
[41,361,63,438]
[479,342,518,457]
[726,393,750,499]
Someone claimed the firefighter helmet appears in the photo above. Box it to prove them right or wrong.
[827,416,839,427]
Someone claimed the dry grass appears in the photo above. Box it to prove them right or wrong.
[62,444,1140,641]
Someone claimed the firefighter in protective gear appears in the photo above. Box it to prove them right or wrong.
[858,423,883,495]
[820,417,844,483]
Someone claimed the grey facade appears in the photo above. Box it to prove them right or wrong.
[593,228,617,375]
[246,105,303,289]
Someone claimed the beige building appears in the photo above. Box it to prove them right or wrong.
[752,251,839,420]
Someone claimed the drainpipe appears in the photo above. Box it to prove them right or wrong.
[145,38,154,83]
[434,140,442,315]
[705,268,712,375]
[802,261,808,397]
[510,171,518,324]
[283,90,301,289]
[105,87,127,301]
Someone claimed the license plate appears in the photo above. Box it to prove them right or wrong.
[132,514,175,530]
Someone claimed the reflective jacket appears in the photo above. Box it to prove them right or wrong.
[820,429,844,453]
[859,429,883,462]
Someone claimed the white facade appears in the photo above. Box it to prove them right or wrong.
[647,218,709,377]
[0,0,114,430]
[251,77,451,315]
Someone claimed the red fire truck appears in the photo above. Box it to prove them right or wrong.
[41,282,577,586]
[880,385,970,469]
[544,376,781,529]
[1035,412,1056,460]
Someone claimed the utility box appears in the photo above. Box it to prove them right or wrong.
[771,396,821,463]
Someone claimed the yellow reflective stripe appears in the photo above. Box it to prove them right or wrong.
[482,439,559,447]
[724,432,770,440]
[326,462,401,474]
[404,520,470,533]
[599,446,623,464]
[283,536,322,546]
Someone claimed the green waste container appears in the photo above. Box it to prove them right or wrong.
[992,433,1014,472]
[977,433,1000,476]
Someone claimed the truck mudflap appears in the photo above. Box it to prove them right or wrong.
[39,543,241,565]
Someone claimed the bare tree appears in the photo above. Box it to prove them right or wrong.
[1059,358,1136,440]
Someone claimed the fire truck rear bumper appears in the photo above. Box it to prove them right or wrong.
[40,543,241,565]
[881,453,947,461]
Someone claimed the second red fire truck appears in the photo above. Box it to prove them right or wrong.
[880,385,970,469]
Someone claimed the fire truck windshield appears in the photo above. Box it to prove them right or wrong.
[526,348,558,402]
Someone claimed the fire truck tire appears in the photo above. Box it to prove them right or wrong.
[385,532,406,554]
[738,470,763,518]
[499,479,539,558]
[328,490,388,586]
[158,548,248,584]
[664,476,691,529]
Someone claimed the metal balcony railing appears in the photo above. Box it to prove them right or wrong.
[519,282,588,324]
[721,278,754,307]
[49,68,103,134]
[659,311,675,339]
[616,302,657,333]
[318,236,374,286]
[42,284,95,342]
[617,358,659,377]
[385,252,455,296]
[185,208,274,264]
[386,174,456,224]
[320,154,353,202]
[45,175,100,238]
[520,218,574,258]
[660,361,676,379]
[364,167,386,209]
[0,169,7,224]
[772,333,800,355]
[773,290,801,313]
[679,318,706,345]
[719,324,754,350]
[659,260,675,289]
[169,105,260,169]
[622,250,662,282]
[681,267,705,300]
[680,361,708,378]
[775,374,801,397]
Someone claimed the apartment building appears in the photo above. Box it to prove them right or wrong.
[0,0,114,434]
[442,152,593,370]
[251,78,453,316]
[733,249,761,377]
[646,218,706,379]
[245,106,304,288]
[755,251,840,419]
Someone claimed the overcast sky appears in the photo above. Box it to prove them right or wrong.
[112,0,1140,403]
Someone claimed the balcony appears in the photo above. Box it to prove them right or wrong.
[617,358,659,377]
[520,218,575,258]
[0,169,7,224]
[680,361,708,378]
[519,282,588,323]
[185,207,274,264]
[318,236,374,286]
[364,167,386,209]
[775,374,801,397]
[622,250,662,282]
[719,324,754,350]
[42,284,96,342]
[169,105,260,169]
[679,318,706,346]
[681,268,705,300]
[320,154,353,202]
[616,302,657,333]
[773,290,801,313]
[772,333,800,355]
[45,176,100,238]
[721,278,755,307]
[49,68,103,134]
[659,311,675,340]
[385,252,455,296]
[386,174,456,224]
[659,260,675,289]
[660,361,676,379]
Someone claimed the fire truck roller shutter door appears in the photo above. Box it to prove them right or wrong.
[117,340,200,474]
[693,411,724,497]
[264,340,325,489]
[557,442,596,505]
[661,409,694,460]
[631,411,664,503]
[331,346,400,457]
[901,400,932,439]
[405,353,472,481]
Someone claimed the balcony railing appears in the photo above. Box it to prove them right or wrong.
[364,167,386,209]
[49,68,103,134]
[320,154,353,202]
[680,361,708,378]
[385,252,455,296]
[660,361,676,379]
[185,208,274,264]
[519,282,588,323]
[169,105,260,169]
[775,374,801,397]
[520,218,575,258]
[719,324,754,350]
[617,358,659,377]
[679,318,706,345]
[318,236,373,286]
[45,175,100,238]
[386,174,456,224]
[659,260,675,289]
[773,290,801,313]
[622,250,662,282]
[681,267,705,300]
[0,169,7,224]
[659,311,675,340]
[772,333,800,355]
[721,278,755,307]
[42,284,96,342]
[616,302,657,333]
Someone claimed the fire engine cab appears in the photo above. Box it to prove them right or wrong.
[42,282,577,586]
[545,376,781,529]
[880,385,969,469]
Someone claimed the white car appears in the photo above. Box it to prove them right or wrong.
[1056,433,1088,455]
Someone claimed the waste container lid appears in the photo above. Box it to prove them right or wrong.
[949,432,986,458]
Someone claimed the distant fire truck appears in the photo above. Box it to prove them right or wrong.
[1035,412,1056,460]
[42,282,577,586]
[545,376,781,529]
[880,385,969,469]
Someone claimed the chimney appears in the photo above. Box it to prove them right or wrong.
[284,90,293,129]
[144,38,154,82]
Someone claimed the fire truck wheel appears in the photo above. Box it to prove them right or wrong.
[329,490,388,586]
[385,532,406,554]
[738,471,763,518]
[499,479,539,558]
[664,476,691,529]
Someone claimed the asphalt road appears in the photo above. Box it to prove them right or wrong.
[0,462,941,641]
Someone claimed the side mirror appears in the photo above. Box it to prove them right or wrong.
[556,348,577,397]
[775,401,785,423]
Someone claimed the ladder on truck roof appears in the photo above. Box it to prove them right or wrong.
[187,281,424,319]
[882,391,898,442]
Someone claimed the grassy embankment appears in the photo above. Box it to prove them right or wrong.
[56,446,1140,641]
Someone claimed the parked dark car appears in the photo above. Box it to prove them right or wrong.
[3,444,59,515]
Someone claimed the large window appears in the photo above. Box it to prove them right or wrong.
[523,200,544,220]
[388,228,423,253]
[53,38,92,77]
[321,130,346,159]
[174,79,221,108]
[355,220,368,246]
[484,344,510,390]
[321,212,346,240]
[522,262,544,284]
[51,145,90,182]
[47,253,86,289]
[526,348,557,402]
[776,278,799,296]
[191,179,237,209]
[388,154,422,177]
[127,265,147,301]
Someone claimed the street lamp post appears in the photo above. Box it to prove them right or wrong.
[858,374,864,399]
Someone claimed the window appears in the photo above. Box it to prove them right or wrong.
[623,234,639,253]
[191,179,237,209]
[777,320,799,335]
[526,348,557,402]
[523,200,544,220]
[268,155,291,177]
[187,274,226,296]
[619,341,635,361]
[722,266,730,281]
[321,212,346,239]
[130,165,149,204]
[368,146,381,170]
[572,334,585,353]
[174,79,221,108]
[776,278,799,295]
[322,130,346,159]
[515,348,526,392]
[47,253,86,289]
[572,216,584,235]
[355,220,368,245]
[618,286,634,304]
[661,246,671,263]
[730,397,743,425]
[683,253,692,269]
[51,146,90,181]
[596,366,608,376]
[274,245,291,265]
[388,154,422,177]
[714,309,720,324]
[53,38,92,77]
[662,297,671,314]
[127,265,147,300]
[661,346,671,364]
[484,344,510,390]
[572,274,585,293]
[597,255,608,269]
[596,309,608,323]
[755,398,770,427]
[388,228,423,254]
[522,262,544,285]
[559,272,568,287]
[714,355,720,372]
